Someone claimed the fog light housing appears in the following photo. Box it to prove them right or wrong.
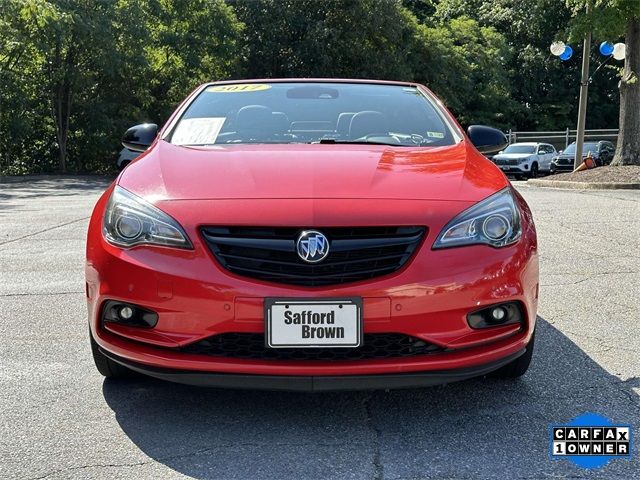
[102,300,158,328]
[467,302,523,329]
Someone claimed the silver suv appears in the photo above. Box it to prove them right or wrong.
[492,142,557,179]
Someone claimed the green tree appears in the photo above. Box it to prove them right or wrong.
[2,0,151,172]
[14,1,115,172]
[402,0,438,23]
[232,0,415,79]
[429,0,621,131]
[409,16,516,128]
[233,0,513,128]
[5,0,630,174]
[145,0,244,123]
[568,0,640,166]
[0,0,243,174]
[0,0,55,173]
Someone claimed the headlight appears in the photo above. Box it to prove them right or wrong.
[433,187,521,249]
[103,186,192,249]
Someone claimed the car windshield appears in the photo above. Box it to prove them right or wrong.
[168,82,458,147]
[503,145,536,154]
[564,142,598,154]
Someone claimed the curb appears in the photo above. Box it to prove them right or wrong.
[527,179,640,190]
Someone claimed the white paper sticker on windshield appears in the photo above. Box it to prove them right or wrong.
[172,117,226,145]
[426,131,445,139]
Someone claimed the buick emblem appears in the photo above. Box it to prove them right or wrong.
[296,230,329,263]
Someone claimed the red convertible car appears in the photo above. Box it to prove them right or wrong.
[86,79,538,391]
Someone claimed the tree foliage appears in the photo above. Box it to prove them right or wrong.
[566,0,640,165]
[0,0,634,173]
[233,0,417,80]
[0,0,244,174]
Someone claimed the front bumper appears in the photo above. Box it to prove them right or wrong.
[551,162,574,173]
[101,346,526,391]
[496,164,529,174]
[86,188,539,382]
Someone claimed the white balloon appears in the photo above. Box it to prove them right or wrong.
[612,42,626,60]
[550,41,566,56]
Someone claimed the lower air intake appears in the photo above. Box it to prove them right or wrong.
[181,333,442,361]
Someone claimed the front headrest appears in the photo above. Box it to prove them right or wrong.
[271,112,290,133]
[236,105,273,130]
[336,112,355,136]
[349,111,390,139]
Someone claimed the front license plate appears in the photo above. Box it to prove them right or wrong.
[265,298,363,348]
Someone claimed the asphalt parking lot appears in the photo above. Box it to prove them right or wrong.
[1,177,638,479]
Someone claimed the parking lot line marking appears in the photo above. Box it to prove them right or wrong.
[0,216,89,247]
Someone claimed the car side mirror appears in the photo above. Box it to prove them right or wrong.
[467,125,508,154]
[122,123,158,152]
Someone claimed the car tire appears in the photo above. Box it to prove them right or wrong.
[528,163,539,179]
[491,330,535,378]
[90,331,133,378]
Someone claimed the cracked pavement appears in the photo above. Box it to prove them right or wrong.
[0,177,638,479]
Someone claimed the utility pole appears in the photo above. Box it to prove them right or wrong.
[574,2,592,169]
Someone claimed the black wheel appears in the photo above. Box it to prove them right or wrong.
[528,163,539,179]
[90,331,132,378]
[492,331,535,378]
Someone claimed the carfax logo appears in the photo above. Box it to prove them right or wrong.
[550,412,632,469]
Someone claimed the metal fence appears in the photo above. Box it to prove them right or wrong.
[506,128,618,151]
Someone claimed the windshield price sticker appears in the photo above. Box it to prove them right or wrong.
[172,117,226,145]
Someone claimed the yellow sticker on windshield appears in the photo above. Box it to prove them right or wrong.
[206,84,272,93]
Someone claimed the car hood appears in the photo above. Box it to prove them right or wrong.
[119,140,507,203]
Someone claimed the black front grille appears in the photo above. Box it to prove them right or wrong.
[200,226,425,286]
[181,333,442,361]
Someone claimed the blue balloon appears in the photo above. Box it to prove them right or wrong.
[599,41,614,56]
[559,45,573,61]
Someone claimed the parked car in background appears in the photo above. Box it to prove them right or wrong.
[550,140,615,174]
[491,142,556,179]
[116,147,140,170]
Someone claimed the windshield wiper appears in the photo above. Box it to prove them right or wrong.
[313,139,405,147]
